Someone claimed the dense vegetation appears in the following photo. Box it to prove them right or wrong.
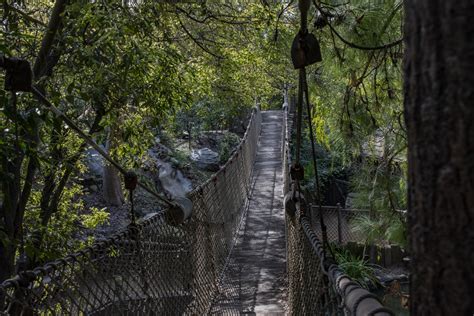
[0,0,404,283]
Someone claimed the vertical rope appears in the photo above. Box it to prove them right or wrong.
[124,172,138,225]
[295,70,305,165]
[10,91,28,273]
[298,0,311,32]
[124,171,149,294]
[302,69,329,257]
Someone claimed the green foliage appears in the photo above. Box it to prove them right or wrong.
[385,216,407,247]
[0,0,408,277]
[219,132,241,164]
[172,102,203,140]
[348,152,407,248]
[351,215,387,245]
[350,214,407,248]
[24,184,108,262]
[335,248,379,289]
[81,207,109,230]
[294,0,407,248]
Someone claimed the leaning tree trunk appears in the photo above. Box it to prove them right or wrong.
[102,126,124,206]
[404,1,474,314]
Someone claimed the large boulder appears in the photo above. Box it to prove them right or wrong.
[157,160,192,198]
[145,148,192,199]
[191,148,220,171]
[82,147,105,191]
[85,147,104,177]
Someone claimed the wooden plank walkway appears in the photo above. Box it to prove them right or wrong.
[211,110,287,315]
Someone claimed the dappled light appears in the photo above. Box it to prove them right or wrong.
[1,0,473,315]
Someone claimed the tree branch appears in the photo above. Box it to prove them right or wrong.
[5,3,47,27]
[176,15,223,59]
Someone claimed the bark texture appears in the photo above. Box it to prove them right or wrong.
[102,127,124,206]
[404,1,474,314]
[0,0,68,283]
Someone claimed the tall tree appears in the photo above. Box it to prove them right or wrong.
[0,0,68,283]
[404,1,474,314]
[0,0,284,283]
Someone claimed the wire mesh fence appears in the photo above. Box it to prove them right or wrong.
[309,205,406,245]
[282,108,394,316]
[0,109,262,315]
[309,205,371,244]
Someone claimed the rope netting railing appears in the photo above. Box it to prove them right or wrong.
[283,108,394,316]
[0,108,262,315]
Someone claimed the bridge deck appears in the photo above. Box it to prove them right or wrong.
[211,110,287,315]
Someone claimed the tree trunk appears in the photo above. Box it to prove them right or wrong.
[0,244,15,286]
[0,0,68,283]
[404,1,474,314]
[102,127,124,206]
[103,165,124,206]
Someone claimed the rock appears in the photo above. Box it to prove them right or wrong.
[144,149,193,200]
[85,147,105,178]
[157,160,192,198]
[170,157,180,167]
[190,148,220,171]
[344,192,358,209]
[139,212,160,223]
[81,147,105,191]
[167,197,193,225]
[375,268,409,286]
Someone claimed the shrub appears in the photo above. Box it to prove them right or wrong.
[218,132,241,163]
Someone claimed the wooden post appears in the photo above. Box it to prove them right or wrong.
[336,203,342,244]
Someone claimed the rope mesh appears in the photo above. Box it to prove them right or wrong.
[0,106,395,315]
[0,109,261,315]
[282,108,394,316]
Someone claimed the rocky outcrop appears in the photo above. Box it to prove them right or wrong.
[190,148,220,171]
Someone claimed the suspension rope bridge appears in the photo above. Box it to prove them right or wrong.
[0,0,396,314]
[0,106,393,315]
